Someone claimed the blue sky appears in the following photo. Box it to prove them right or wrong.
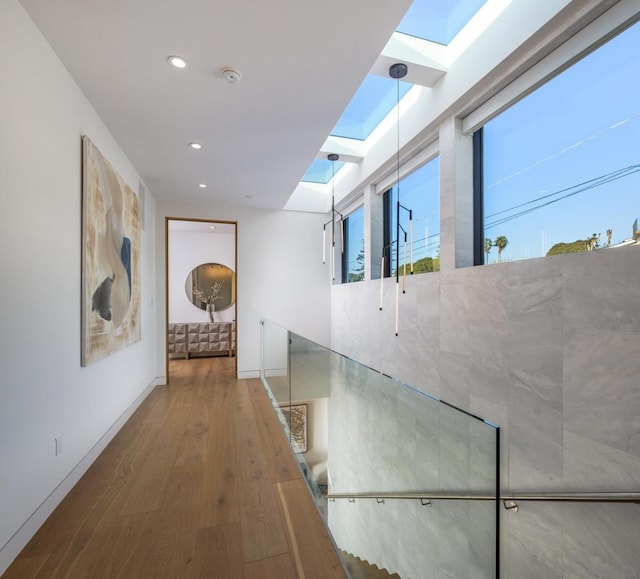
[483,19,640,261]
[397,0,488,45]
[346,157,440,276]
[390,158,440,271]
[327,4,638,270]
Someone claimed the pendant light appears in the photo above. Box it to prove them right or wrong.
[388,63,413,336]
[322,154,343,281]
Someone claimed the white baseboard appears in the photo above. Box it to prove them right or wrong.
[237,369,260,379]
[0,377,158,575]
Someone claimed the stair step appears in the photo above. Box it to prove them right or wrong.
[341,551,401,579]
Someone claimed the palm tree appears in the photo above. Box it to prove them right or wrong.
[484,238,493,263]
[494,235,508,262]
[586,232,600,251]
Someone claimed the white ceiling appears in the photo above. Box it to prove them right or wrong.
[168,219,235,236]
[20,0,412,210]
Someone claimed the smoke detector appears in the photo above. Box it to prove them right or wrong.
[222,67,242,84]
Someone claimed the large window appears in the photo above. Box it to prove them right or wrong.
[479,20,640,264]
[342,206,365,283]
[384,157,440,276]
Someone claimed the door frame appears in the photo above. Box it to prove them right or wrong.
[165,217,238,382]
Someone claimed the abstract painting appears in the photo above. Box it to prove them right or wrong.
[280,404,308,453]
[81,136,141,366]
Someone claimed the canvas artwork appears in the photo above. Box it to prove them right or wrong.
[280,404,308,453]
[81,136,141,366]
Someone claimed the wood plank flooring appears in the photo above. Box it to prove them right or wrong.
[3,357,346,579]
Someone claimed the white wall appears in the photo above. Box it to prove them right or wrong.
[168,230,236,323]
[304,397,329,484]
[0,1,158,572]
[157,201,332,379]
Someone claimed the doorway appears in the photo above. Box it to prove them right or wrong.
[166,218,238,382]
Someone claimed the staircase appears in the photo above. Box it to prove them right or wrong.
[341,551,401,579]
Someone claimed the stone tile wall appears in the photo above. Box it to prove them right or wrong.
[330,245,640,578]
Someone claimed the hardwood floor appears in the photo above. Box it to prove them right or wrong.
[4,357,346,579]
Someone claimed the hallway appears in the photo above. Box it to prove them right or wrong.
[3,358,345,578]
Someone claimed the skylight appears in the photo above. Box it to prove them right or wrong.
[301,158,346,184]
[301,0,486,187]
[330,74,412,141]
[396,0,488,45]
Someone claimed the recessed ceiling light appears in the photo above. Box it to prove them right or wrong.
[189,142,202,150]
[168,55,187,69]
[198,183,207,188]
[245,195,253,199]
[209,225,216,229]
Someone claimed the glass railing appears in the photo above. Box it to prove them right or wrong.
[260,319,501,579]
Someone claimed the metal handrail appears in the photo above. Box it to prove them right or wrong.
[327,492,640,510]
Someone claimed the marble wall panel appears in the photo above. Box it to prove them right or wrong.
[472,397,510,490]
[469,418,499,493]
[508,375,564,489]
[563,326,640,459]
[563,246,640,333]
[415,398,443,490]
[438,502,473,579]
[439,405,471,491]
[330,285,348,354]
[328,500,376,566]
[563,430,640,491]
[467,265,508,325]
[506,257,563,315]
[415,272,441,320]
[396,500,441,579]
[382,280,419,387]
[468,501,497,579]
[330,246,640,577]
[416,273,441,398]
[440,269,471,355]
[395,392,420,491]
[562,503,640,579]
[468,320,509,426]
[330,498,499,579]
[507,503,563,579]
[440,350,471,410]
[358,280,384,369]
[467,265,509,440]
[367,500,400,573]
[507,259,564,489]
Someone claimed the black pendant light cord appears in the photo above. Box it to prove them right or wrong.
[389,63,407,284]
[396,71,400,285]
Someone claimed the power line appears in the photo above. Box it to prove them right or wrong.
[485,164,640,231]
[486,165,639,219]
[485,112,640,190]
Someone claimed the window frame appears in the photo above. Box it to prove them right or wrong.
[472,17,640,265]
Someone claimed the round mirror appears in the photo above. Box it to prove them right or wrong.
[185,263,236,311]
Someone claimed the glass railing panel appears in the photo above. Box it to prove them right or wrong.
[325,353,497,496]
[260,319,499,578]
[329,498,496,578]
[260,319,290,408]
[287,332,333,510]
